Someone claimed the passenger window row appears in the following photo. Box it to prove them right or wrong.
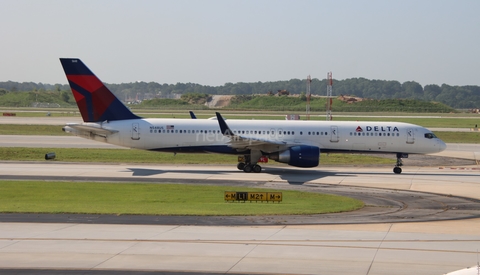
[149,129,329,136]
[350,132,400,137]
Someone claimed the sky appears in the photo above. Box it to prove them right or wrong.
[1,0,480,87]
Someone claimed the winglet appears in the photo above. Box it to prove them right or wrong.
[189,111,197,119]
[215,112,234,136]
[59,58,140,122]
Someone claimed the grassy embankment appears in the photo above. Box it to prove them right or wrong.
[0,91,457,112]
[227,96,456,113]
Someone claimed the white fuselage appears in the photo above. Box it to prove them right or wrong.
[66,118,446,155]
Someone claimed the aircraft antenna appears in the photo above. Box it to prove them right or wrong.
[326,72,333,121]
[306,75,312,120]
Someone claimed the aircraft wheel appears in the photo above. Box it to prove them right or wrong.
[393,167,402,174]
[237,162,245,170]
[252,164,262,173]
[243,164,253,173]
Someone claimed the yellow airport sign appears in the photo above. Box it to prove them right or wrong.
[248,192,268,201]
[224,191,237,201]
[224,191,282,203]
[267,192,282,202]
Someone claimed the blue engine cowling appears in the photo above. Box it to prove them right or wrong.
[269,145,320,168]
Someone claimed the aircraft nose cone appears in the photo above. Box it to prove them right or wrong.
[438,140,447,152]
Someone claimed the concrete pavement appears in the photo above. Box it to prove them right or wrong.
[1,220,480,275]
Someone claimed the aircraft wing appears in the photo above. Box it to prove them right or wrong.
[215,112,289,151]
[226,135,287,149]
[64,123,118,136]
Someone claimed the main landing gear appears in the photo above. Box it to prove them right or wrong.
[237,152,263,173]
[393,153,405,174]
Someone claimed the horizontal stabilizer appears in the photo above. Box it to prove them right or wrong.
[64,123,118,136]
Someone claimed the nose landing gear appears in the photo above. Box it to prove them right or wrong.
[394,153,407,174]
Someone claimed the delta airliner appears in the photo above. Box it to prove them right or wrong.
[60,58,446,174]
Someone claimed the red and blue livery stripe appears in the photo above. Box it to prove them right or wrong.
[60,58,139,122]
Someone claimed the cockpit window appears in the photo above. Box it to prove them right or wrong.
[424,133,437,139]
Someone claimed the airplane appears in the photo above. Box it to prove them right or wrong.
[59,58,447,174]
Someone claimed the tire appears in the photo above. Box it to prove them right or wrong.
[237,162,245,170]
[393,167,402,174]
[243,165,252,173]
[253,164,262,173]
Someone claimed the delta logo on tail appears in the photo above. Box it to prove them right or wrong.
[59,58,139,122]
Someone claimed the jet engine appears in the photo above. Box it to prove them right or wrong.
[269,145,319,168]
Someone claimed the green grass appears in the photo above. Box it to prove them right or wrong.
[0,181,364,215]
[0,91,75,108]
[0,124,67,135]
[435,132,480,143]
[0,110,79,117]
[227,97,455,113]
[0,147,394,164]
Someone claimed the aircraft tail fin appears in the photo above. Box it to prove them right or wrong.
[59,58,140,122]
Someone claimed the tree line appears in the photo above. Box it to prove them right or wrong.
[1,77,479,109]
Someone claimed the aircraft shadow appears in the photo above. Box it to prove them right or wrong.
[126,168,234,177]
[262,167,344,185]
[126,166,480,186]
[126,166,345,185]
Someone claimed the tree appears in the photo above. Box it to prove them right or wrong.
[423,84,442,101]
[61,91,70,102]
[299,92,306,101]
[401,81,423,99]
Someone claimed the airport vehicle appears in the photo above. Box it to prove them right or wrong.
[60,58,446,174]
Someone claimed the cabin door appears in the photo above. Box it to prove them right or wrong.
[131,123,140,140]
[330,126,339,142]
[406,128,414,144]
